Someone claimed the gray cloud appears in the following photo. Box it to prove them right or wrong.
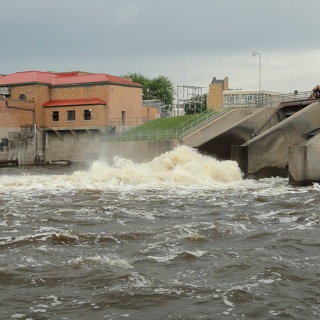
[1,0,320,93]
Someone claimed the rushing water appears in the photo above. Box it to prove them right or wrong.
[0,146,319,320]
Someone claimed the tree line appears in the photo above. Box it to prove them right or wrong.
[122,73,174,106]
[122,73,207,115]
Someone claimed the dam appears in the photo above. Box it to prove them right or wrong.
[1,98,320,186]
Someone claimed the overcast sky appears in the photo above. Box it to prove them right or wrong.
[1,0,320,94]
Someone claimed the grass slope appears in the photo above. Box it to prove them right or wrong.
[131,114,198,131]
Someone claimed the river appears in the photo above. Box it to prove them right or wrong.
[0,146,319,319]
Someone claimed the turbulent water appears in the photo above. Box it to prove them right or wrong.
[0,146,319,320]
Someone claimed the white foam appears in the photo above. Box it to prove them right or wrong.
[10,315,26,319]
[68,254,133,269]
[0,146,243,191]
[258,279,275,284]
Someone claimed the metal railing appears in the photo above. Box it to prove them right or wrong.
[224,91,312,109]
[109,117,155,127]
[175,108,231,138]
[102,91,314,142]
[102,108,231,142]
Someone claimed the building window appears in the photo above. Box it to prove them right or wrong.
[121,111,125,126]
[19,94,26,101]
[52,111,59,122]
[84,109,91,120]
[226,95,234,103]
[67,110,75,121]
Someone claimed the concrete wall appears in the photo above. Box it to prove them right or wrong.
[232,101,320,178]
[44,130,180,164]
[288,134,320,185]
[101,140,180,163]
[182,107,279,160]
[0,128,43,165]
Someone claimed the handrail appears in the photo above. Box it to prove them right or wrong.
[176,108,231,138]
[102,92,312,142]
[102,108,231,142]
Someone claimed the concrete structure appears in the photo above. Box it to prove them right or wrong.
[181,107,280,160]
[231,100,320,179]
[288,119,320,185]
[1,70,320,186]
[288,135,320,185]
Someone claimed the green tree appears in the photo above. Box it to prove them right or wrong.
[122,73,174,106]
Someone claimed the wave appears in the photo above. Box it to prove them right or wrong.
[146,249,207,263]
[68,254,133,269]
[0,146,243,190]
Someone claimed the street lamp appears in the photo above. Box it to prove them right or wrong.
[252,51,261,92]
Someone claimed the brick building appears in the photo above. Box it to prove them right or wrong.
[207,76,229,111]
[0,70,157,164]
[0,70,156,130]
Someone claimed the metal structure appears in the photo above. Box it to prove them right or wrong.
[176,85,205,113]
[143,99,170,117]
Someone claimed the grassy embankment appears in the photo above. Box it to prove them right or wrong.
[111,110,220,141]
[131,114,198,131]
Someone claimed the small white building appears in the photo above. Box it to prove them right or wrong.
[223,89,309,109]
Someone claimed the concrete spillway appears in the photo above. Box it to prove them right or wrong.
[230,101,320,182]
[180,100,320,185]
[288,127,320,185]
[181,107,280,159]
[41,100,320,186]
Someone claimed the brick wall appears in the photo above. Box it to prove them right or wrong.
[0,100,35,127]
[43,104,108,129]
[1,82,147,129]
[49,83,145,126]
[207,77,229,111]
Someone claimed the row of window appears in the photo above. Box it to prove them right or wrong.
[224,94,258,103]
[52,110,92,122]
[224,93,274,103]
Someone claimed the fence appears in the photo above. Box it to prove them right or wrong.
[102,108,230,142]
[224,91,312,109]
[102,91,313,142]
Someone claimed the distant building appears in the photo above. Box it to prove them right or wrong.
[207,76,303,111]
[207,77,229,111]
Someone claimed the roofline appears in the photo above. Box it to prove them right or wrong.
[50,81,142,88]
[43,98,107,107]
[0,81,142,88]
[0,70,142,88]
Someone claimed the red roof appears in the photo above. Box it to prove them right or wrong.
[43,98,107,107]
[0,71,55,85]
[0,70,141,87]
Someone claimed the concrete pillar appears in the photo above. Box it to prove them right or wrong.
[288,145,307,185]
[231,145,248,177]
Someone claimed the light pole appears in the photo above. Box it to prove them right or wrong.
[252,51,261,92]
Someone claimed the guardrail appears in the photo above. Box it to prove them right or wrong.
[102,92,313,142]
[102,108,231,142]
[225,91,312,109]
